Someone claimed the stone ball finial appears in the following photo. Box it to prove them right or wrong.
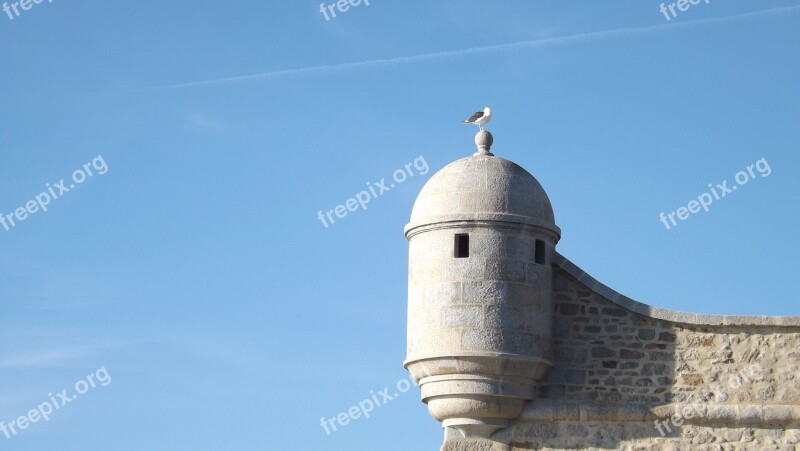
[474,130,494,156]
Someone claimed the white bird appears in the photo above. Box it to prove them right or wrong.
[462,107,492,131]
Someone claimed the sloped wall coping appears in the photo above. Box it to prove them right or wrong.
[553,253,800,327]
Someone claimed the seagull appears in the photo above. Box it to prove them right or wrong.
[462,107,492,131]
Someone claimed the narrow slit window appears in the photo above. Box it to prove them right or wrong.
[455,234,469,258]
[535,240,546,264]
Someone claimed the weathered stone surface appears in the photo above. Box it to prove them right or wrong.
[406,150,800,450]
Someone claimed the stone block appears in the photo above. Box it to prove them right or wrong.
[592,346,616,358]
[485,305,526,330]
[412,260,442,284]
[460,190,506,213]
[418,329,463,354]
[565,369,586,385]
[506,235,535,261]
[486,259,525,282]
[638,329,656,340]
[601,307,629,318]
[463,281,507,304]
[424,282,463,305]
[620,349,645,359]
[560,303,581,316]
[461,329,542,355]
[523,263,542,286]
[442,305,483,328]
[507,193,541,217]
[470,233,505,258]
[443,258,486,281]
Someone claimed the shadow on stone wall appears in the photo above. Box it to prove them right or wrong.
[439,260,800,450]
[510,267,680,449]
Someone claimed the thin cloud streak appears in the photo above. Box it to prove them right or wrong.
[0,339,158,369]
[155,5,800,90]
[0,348,85,369]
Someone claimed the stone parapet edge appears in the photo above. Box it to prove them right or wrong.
[553,252,800,327]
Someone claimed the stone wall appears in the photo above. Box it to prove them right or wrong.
[507,423,800,450]
[441,253,800,450]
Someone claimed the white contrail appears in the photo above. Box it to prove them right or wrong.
[154,5,800,90]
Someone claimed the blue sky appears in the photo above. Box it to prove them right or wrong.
[1,1,798,449]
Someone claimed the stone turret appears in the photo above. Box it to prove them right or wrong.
[404,129,560,443]
[404,119,800,450]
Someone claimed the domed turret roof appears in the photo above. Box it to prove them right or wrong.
[405,132,559,239]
